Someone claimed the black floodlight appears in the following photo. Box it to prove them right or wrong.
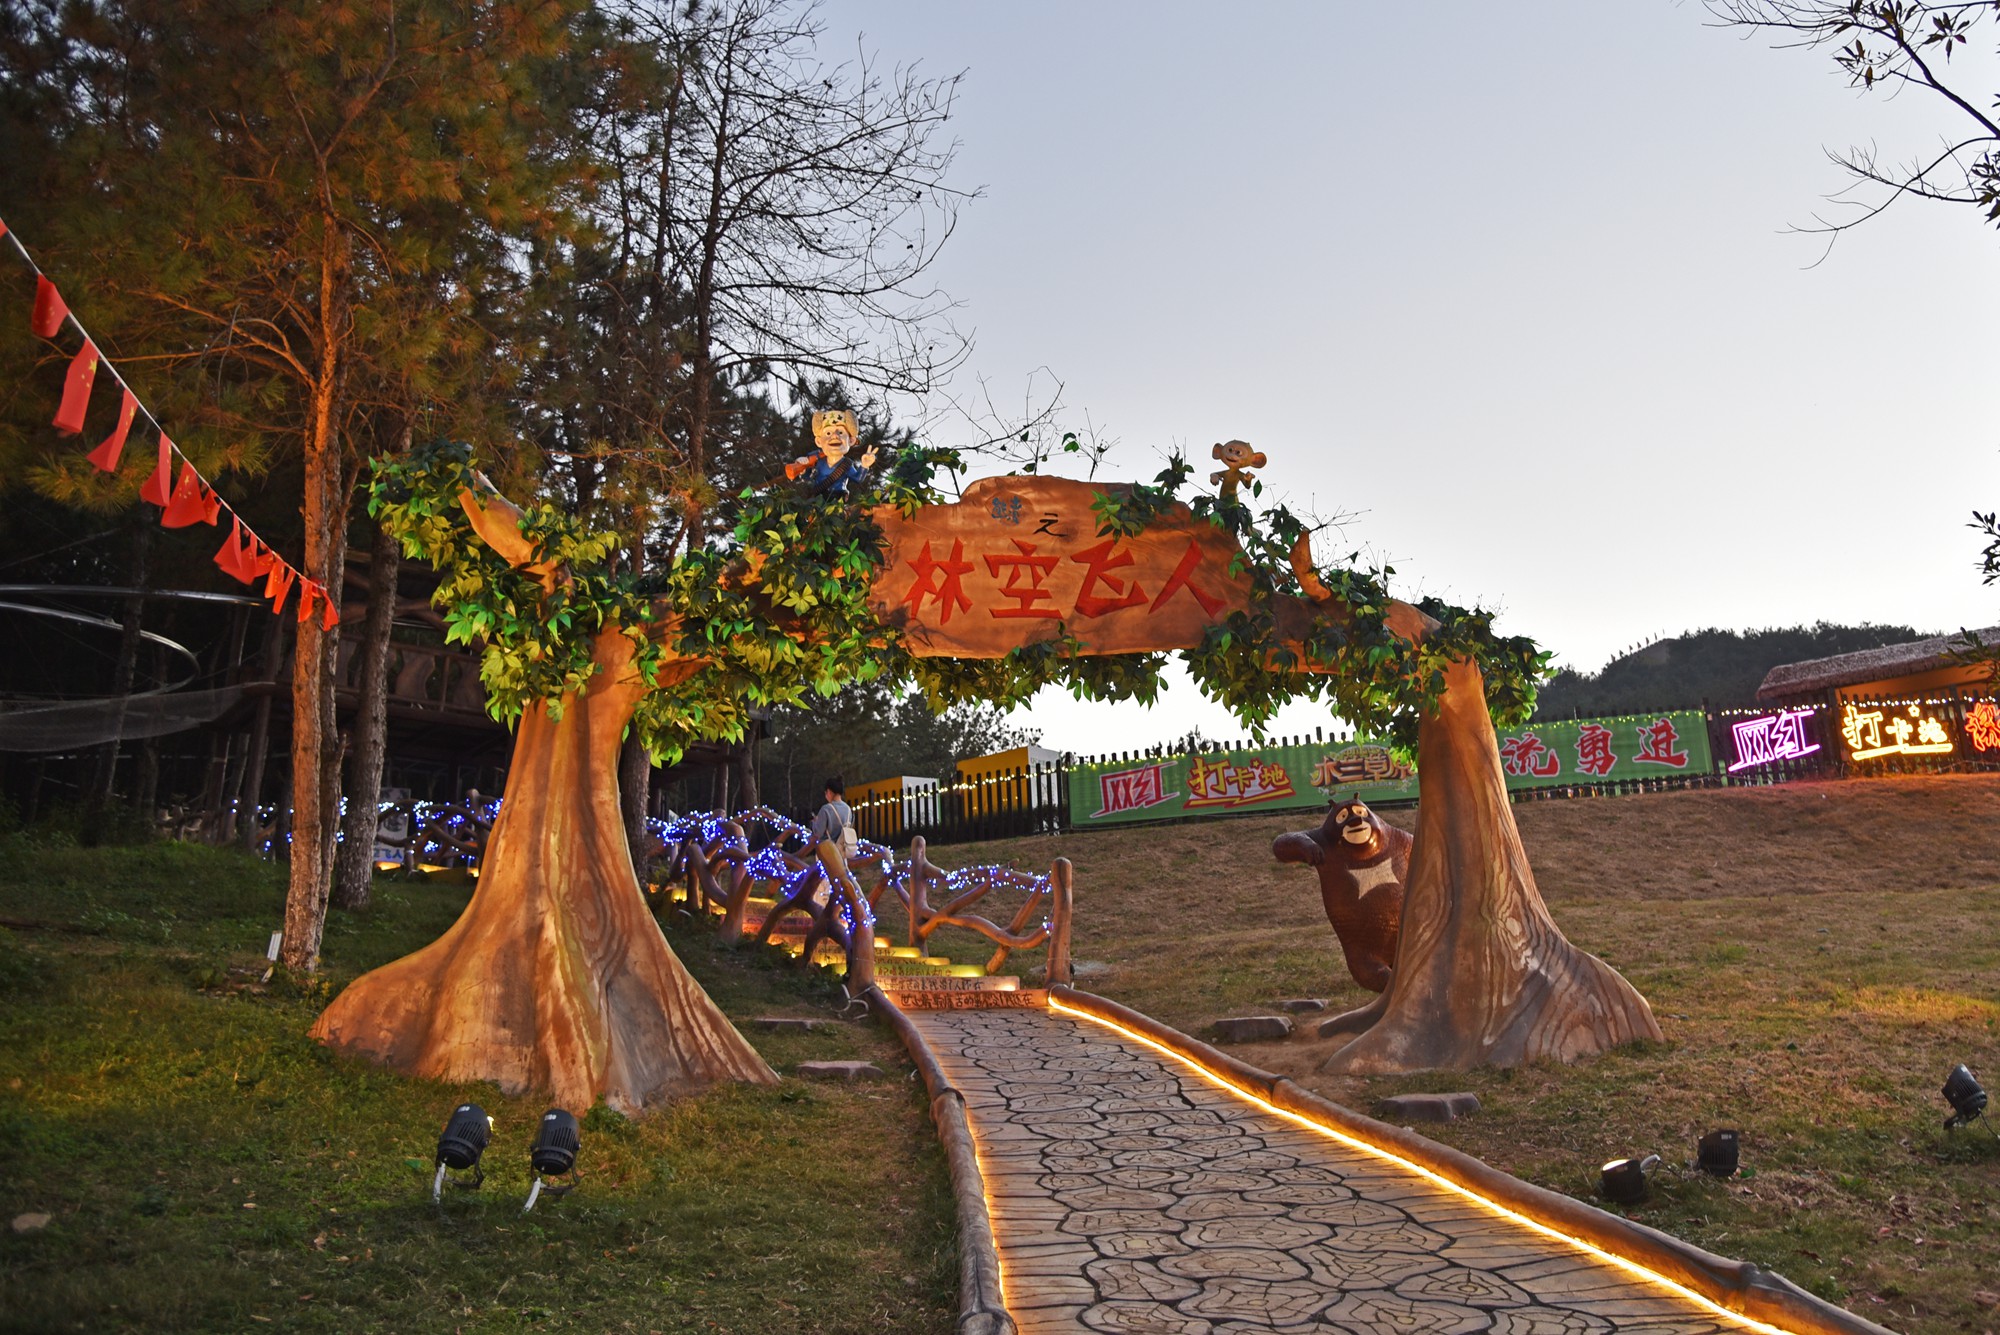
[522,1108,580,1212]
[432,1103,491,1202]
[1942,1064,1995,1139]
[1695,1128,1740,1178]
[1599,1154,1659,1206]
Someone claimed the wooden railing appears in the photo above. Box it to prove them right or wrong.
[365,798,494,868]
[888,835,1073,984]
[661,807,1074,992]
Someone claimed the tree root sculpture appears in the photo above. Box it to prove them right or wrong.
[309,496,778,1112]
[1318,657,1662,1073]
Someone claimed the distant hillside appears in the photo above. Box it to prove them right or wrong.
[1532,623,1927,719]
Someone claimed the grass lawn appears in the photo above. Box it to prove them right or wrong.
[932,772,2000,1335]
[0,839,956,1335]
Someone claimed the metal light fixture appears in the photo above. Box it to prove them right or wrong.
[432,1103,491,1203]
[522,1108,581,1212]
[1942,1064,1997,1140]
[1695,1128,1740,1178]
[1599,1154,1659,1205]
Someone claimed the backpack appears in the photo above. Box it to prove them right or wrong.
[839,821,859,859]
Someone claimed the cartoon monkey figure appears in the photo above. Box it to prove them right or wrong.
[786,409,878,497]
[1271,798,1411,992]
[1209,439,1267,501]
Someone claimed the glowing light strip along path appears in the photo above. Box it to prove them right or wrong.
[906,1003,1782,1335]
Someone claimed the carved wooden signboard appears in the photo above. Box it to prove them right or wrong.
[868,476,1256,658]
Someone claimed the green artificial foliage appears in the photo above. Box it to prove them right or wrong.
[372,441,1548,764]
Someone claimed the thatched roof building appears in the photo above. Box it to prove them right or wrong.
[1756,626,2000,705]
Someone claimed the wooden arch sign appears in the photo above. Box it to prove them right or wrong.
[869,475,1660,1073]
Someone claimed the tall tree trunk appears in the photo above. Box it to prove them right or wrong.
[1319,657,1663,1073]
[734,718,759,807]
[238,614,287,853]
[620,733,652,878]
[280,218,349,975]
[333,514,401,911]
[311,627,776,1110]
[84,519,151,838]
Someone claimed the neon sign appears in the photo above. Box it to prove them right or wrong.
[1728,709,1821,772]
[1840,701,1952,762]
[1965,700,2000,753]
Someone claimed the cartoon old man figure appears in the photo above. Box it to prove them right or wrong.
[786,409,878,497]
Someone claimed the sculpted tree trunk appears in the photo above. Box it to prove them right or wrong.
[310,489,775,1110]
[1318,655,1663,1072]
[332,515,400,911]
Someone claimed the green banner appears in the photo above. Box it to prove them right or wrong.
[1067,710,1712,827]
[1493,711,1712,790]
[1068,739,1416,827]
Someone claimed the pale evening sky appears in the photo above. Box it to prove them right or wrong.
[813,1,2000,756]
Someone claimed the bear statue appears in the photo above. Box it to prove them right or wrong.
[1271,798,1411,993]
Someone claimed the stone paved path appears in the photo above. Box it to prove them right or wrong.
[907,1006,1758,1335]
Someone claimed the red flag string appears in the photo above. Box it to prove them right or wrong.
[160,458,213,528]
[53,340,97,435]
[7,218,336,627]
[138,433,174,507]
[86,390,137,473]
[31,275,68,338]
[263,559,296,614]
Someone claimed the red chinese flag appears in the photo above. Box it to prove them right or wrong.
[0,218,9,238]
[213,518,253,583]
[30,275,68,339]
[295,581,320,625]
[53,341,98,436]
[161,459,209,527]
[86,390,137,473]
[322,594,339,631]
[199,480,220,525]
[264,559,295,613]
[139,434,174,507]
[243,536,273,579]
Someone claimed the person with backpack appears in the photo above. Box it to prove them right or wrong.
[810,776,858,859]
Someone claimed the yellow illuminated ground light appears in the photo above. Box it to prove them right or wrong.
[1046,997,1807,1335]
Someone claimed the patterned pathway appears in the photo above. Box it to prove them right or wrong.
[906,1006,1756,1335]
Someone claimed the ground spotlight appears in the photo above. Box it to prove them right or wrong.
[522,1108,581,1212]
[1695,1128,1740,1178]
[1599,1154,1659,1205]
[432,1103,491,1203]
[1942,1065,1996,1140]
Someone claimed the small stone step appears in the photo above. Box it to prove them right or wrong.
[1276,998,1327,1014]
[752,1017,822,1033]
[1211,1015,1293,1044]
[1374,1091,1481,1123]
[795,1060,884,1081]
[879,975,1019,992]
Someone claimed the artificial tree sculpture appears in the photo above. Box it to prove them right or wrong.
[314,440,1658,1111]
[1283,574,1660,1068]
[308,443,894,1109]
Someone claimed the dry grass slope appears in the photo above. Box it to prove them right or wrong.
[932,773,2000,1335]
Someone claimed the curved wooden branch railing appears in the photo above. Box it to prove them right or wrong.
[660,808,1074,991]
[886,836,1074,984]
[363,799,495,869]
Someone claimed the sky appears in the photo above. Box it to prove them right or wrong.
[812,1,2000,756]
